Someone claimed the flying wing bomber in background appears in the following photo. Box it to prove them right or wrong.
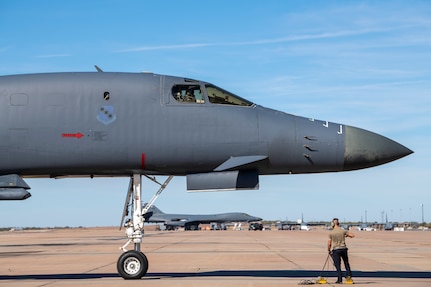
[0,71,412,278]
[143,205,262,230]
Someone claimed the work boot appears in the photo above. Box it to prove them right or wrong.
[345,276,354,284]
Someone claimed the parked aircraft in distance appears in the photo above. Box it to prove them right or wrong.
[277,220,326,230]
[142,205,262,230]
[0,70,412,279]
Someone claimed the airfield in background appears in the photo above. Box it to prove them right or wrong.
[0,226,429,287]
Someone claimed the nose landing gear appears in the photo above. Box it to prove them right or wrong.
[117,174,173,279]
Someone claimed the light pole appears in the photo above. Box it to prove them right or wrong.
[409,208,412,225]
[421,203,424,225]
[365,210,367,224]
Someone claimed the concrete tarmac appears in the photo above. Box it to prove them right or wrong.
[0,227,430,286]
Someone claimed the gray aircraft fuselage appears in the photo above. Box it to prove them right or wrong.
[0,72,412,195]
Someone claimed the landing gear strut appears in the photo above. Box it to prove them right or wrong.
[117,174,173,279]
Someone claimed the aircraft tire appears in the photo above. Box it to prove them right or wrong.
[117,250,149,279]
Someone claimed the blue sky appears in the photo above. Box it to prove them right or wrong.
[0,1,429,227]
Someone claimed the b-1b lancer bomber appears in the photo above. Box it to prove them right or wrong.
[0,70,412,279]
[142,205,262,230]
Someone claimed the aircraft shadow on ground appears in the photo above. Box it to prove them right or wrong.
[0,270,430,280]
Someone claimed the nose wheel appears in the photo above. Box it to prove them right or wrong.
[117,250,149,279]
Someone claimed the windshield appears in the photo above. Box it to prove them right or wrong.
[205,85,253,106]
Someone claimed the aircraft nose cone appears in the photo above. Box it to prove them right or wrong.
[343,126,413,171]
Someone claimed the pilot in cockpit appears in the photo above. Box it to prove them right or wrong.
[175,91,182,101]
[184,89,196,102]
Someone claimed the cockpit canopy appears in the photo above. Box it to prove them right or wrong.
[171,84,253,107]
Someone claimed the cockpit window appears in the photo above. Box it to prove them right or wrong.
[205,85,253,106]
[171,85,205,104]
[171,83,254,107]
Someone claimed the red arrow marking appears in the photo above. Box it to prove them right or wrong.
[62,132,84,139]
